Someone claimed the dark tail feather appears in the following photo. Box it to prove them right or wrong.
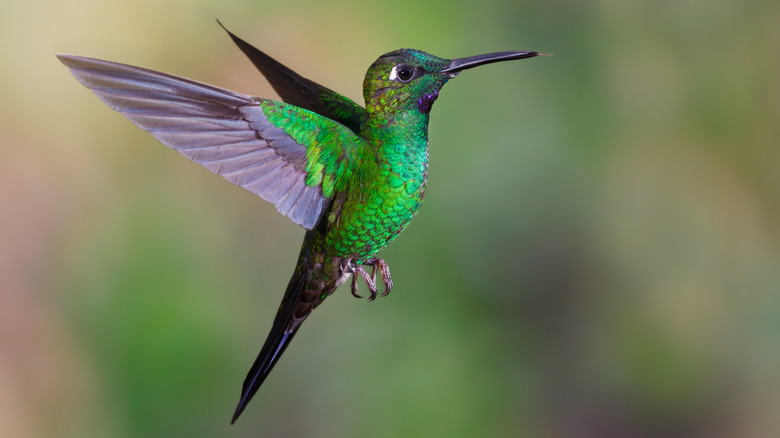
[230,268,307,424]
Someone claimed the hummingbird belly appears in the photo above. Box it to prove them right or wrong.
[325,164,427,263]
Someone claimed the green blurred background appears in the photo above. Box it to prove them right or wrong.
[2,0,779,437]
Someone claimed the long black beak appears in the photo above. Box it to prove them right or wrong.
[440,51,543,74]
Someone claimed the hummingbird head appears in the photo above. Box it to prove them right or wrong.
[363,48,541,118]
[363,49,450,117]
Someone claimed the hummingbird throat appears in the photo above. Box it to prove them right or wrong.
[417,91,440,114]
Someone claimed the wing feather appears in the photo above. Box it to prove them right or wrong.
[58,54,358,230]
[217,21,366,133]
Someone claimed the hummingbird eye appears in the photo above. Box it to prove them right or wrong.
[391,64,415,82]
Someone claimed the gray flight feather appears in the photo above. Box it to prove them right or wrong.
[57,54,329,230]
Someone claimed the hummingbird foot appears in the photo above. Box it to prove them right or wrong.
[351,265,377,300]
[349,265,368,299]
[365,257,393,298]
[346,258,393,301]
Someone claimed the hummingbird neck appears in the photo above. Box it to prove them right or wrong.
[361,107,430,145]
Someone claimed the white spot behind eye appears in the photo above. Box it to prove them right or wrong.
[389,65,399,81]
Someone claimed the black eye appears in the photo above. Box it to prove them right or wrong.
[395,65,414,82]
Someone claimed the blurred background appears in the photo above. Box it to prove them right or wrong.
[2,0,779,437]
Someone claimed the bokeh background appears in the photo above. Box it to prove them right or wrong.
[2,0,779,437]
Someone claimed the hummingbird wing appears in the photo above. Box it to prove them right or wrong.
[218,21,366,134]
[58,54,359,230]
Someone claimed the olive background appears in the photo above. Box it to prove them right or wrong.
[2,0,779,437]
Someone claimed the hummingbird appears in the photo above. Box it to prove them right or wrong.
[58,21,543,424]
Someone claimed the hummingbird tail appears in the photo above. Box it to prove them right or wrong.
[230,268,307,424]
[231,235,341,424]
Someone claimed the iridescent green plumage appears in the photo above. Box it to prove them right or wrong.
[57,23,543,424]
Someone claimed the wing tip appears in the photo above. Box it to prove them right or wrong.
[56,53,91,71]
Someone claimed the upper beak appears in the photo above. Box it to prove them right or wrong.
[440,51,543,74]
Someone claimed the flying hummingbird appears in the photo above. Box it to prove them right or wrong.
[58,21,544,424]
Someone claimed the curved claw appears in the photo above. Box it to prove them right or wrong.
[355,265,378,301]
[351,265,376,300]
[373,258,393,296]
[350,271,363,299]
[347,258,394,302]
[365,257,393,297]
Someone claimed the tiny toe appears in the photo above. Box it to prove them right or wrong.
[350,268,364,299]
[377,259,393,296]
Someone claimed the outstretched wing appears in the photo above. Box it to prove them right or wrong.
[218,21,366,134]
[58,54,358,230]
